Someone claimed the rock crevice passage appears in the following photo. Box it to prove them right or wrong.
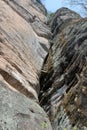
[0,0,87,130]
[39,7,87,130]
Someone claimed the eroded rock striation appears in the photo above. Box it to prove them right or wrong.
[40,8,87,130]
[0,0,52,130]
[0,0,87,130]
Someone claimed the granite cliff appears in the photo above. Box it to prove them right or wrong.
[0,0,87,130]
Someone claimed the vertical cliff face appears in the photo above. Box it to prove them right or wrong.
[0,1,87,130]
[0,0,52,130]
[40,8,87,130]
[0,0,52,99]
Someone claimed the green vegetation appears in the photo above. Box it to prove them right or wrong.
[41,121,48,129]
[47,11,55,18]
[47,11,55,22]
[73,126,78,130]
[63,126,78,130]
[63,128,67,130]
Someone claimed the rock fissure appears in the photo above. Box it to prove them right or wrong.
[39,7,87,130]
[0,0,87,130]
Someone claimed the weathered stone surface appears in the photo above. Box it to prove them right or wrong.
[40,8,87,130]
[3,0,52,38]
[50,7,81,36]
[0,0,50,99]
[0,0,52,130]
[0,80,52,130]
[1,0,87,130]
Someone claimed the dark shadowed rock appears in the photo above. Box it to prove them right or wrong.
[40,8,87,130]
[0,0,87,130]
[50,7,81,36]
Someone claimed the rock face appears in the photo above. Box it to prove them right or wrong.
[50,7,81,36]
[0,1,87,130]
[40,8,87,130]
[0,0,52,130]
[0,81,52,130]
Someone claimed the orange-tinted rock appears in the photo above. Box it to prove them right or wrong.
[0,0,51,99]
[0,0,52,130]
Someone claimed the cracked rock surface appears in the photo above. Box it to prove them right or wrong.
[0,1,87,130]
[0,0,52,130]
[40,7,87,130]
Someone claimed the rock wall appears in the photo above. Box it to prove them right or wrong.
[0,1,87,130]
[40,8,87,130]
[0,0,52,130]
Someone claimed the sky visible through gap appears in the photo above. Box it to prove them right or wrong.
[42,0,86,17]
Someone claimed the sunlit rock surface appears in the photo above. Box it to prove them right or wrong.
[0,1,87,130]
[0,0,52,130]
[0,81,52,130]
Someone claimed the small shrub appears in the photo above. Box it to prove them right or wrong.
[41,121,47,129]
